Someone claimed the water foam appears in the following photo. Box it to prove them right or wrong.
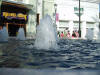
[0,26,9,42]
[34,15,58,49]
[17,28,26,40]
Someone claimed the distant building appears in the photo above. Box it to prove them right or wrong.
[33,0,100,39]
[55,0,99,39]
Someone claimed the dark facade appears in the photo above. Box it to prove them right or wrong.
[0,1,30,36]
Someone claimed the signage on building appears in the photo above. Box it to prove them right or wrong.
[74,7,84,16]
[2,12,27,20]
[56,13,59,22]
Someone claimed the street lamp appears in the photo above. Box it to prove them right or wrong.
[54,4,57,26]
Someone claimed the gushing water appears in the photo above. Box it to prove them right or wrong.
[0,26,9,42]
[93,22,100,42]
[17,28,26,40]
[93,23,99,39]
[86,28,94,40]
[34,15,58,49]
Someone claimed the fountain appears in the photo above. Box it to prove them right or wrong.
[17,28,26,40]
[1,17,100,70]
[93,22,99,40]
[0,26,9,42]
[97,29,100,41]
[92,22,100,43]
[34,15,58,49]
[86,28,94,40]
[91,16,100,41]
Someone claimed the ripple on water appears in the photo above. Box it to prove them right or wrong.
[1,39,100,70]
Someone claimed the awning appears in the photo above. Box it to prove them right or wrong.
[2,0,33,10]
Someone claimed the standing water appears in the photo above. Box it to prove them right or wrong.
[1,15,100,74]
[17,28,26,40]
[0,26,9,42]
[34,15,58,49]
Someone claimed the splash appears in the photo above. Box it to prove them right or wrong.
[86,28,93,40]
[93,22,100,43]
[17,28,26,40]
[0,26,9,42]
[34,15,58,49]
[94,23,99,40]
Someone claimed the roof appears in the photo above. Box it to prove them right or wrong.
[2,0,33,10]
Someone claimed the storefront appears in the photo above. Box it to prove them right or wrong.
[0,1,30,36]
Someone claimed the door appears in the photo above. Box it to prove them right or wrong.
[8,24,19,36]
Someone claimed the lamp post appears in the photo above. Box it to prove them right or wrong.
[54,4,57,27]
[78,0,81,37]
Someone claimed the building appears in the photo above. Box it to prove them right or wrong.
[0,0,55,38]
[55,0,99,39]
[0,0,36,37]
[0,0,99,39]
[32,0,100,39]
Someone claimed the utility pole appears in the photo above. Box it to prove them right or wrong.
[78,0,81,37]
